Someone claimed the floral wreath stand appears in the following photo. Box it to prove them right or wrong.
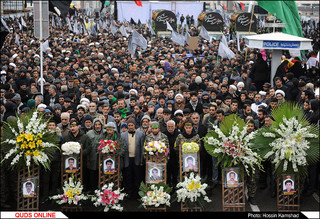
[98,154,121,190]
[144,153,168,212]
[17,162,40,211]
[277,176,300,212]
[60,150,83,212]
[221,168,245,212]
[179,145,202,212]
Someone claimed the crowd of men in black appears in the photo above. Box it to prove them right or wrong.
[0,10,319,210]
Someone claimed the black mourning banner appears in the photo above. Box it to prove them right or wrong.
[49,0,72,18]
[235,12,257,32]
[198,12,223,32]
[152,10,177,31]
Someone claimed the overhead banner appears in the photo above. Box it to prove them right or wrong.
[198,11,223,32]
[231,12,257,32]
[152,9,177,31]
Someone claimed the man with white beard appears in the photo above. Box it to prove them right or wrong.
[84,101,103,120]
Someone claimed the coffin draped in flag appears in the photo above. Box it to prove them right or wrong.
[49,0,72,18]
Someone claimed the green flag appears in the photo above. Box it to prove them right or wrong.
[256,0,303,37]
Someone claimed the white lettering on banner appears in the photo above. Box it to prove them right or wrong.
[156,14,175,24]
[237,14,255,26]
[204,14,222,25]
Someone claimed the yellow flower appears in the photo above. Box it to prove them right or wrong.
[65,189,74,199]
[20,141,28,150]
[75,190,81,195]
[25,150,32,156]
[37,133,43,139]
[188,180,196,191]
[33,150,41,157]
[36,140,42,147]
[28,141,36,149]
[25,133,34,141]
[17,133,25,143]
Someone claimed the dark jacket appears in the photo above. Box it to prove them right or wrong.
[61,129,92,159]
[251,58,269,82]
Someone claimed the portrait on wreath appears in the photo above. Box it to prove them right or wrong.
[147,162,165,184]
[64,155,79,173]
[224,168,241,188]
[22,177,37,198]
[103,155,117,174]
[183,153,198,172]
[282,175,296,195]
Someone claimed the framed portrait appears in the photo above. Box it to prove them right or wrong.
[63,155,79,173]
[103,155,117,175]
[182,153,198,173]
[22,177,38,198]
[224,167,242,188]
[282,174,296,195]
[146,162,165,184]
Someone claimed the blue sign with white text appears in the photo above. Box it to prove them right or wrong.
[263,41,300,49]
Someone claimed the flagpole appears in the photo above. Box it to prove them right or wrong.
[244,3,255,61]
[40,1,44,95]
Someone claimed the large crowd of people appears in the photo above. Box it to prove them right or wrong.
[0,8,319,210]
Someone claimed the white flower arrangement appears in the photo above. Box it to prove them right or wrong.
[61,141,81,155]
[206,120,263,176]
[91,183,127,212]
[138,181,172,209]
[50,177,88,205]
[182,142,200,153]
[1,110,59,170]
[144,141,169,157]
[263,117,318,173]
[176,172,211,206]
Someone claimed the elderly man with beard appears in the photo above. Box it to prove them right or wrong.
[85,102,103,120]
[163,120,180,187]
[137,115,151,136]
[86,118,106,192]
[62,120,91,191]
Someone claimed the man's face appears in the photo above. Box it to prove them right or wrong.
[106,129,115,136]
[89,103,96,113]
[217,113,224,123]
[68,159,74,168]
[167,122,175,133]
[61,115,69,126]
[151,127,160,136]
[118,100,125,109]
[128,123,135,132]
[26,184,32,192]
[265,117,272,127]
[191,114,200,125]
[247,123,255,133]
[258,111,265,121]
[70,123,79,134]
[94,121,102,132]
[244,106,251,115]
[254,94,261,103]
[163,113,171,122]
[103,106,110,115]
[142,119,150,128]
[85,120,92,129]
[191,95,197,102]
[114,114,121,123]
[209,107,216,116]
[176,96,183,103]
[231,103,238,112]
[77,109,84,117]
[285,182,292,191]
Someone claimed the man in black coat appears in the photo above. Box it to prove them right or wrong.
[163,120,180,187]
[250,53,270,92]
[185,91,203,115]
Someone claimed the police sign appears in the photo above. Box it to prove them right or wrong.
[262,40,300,49]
